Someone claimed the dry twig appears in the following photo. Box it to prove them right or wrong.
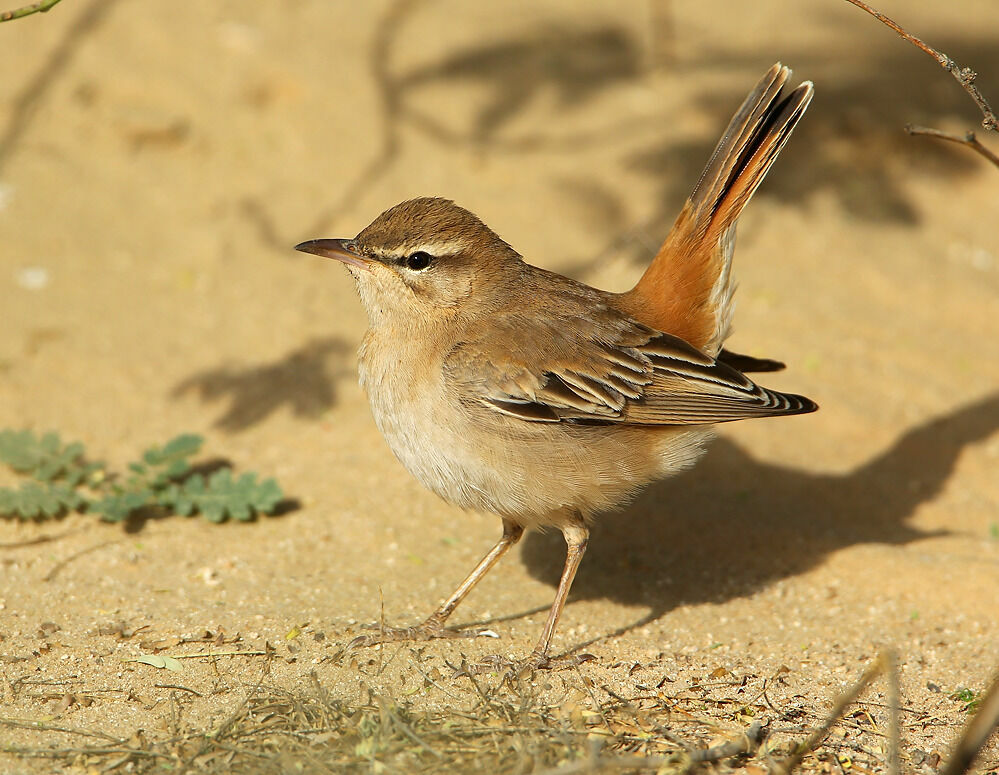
[905,125,999,168]
[0,0,62,22]
[887,650,901,775]
[0,717,120,743]
[771,654,887,775]
[843,0,998,168]
[940,671,999,775]
[43,539,124,582]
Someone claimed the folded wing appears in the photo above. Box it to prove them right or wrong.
[445,307,815,426]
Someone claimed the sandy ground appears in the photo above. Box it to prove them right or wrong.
[1,0,998,771]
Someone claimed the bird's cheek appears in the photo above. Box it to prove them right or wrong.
[435,273,473,309]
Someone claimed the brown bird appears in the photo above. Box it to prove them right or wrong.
[296,63,816,671]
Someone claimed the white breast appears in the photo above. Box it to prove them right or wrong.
[357,329,489,511]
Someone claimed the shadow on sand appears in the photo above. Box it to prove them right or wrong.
[171,337,352,433]
[517,393,999,649]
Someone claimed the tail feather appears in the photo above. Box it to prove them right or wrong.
[717,348,786,373]
[617,64,813,355]
[690,63,792,221]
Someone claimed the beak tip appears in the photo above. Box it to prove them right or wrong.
[293,238,372,271]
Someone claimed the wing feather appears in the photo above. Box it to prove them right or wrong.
[445,305,815,427]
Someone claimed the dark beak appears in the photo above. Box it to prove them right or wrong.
[294,238,373,272]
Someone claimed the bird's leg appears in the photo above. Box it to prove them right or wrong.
[523,519,589,669]
[462,514,592,675]
[348,519,524,649]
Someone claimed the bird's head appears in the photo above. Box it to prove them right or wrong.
[296,197,522,327]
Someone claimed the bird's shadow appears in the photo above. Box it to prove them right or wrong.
[520,393,999,631]
[553,33,999,276]
[171,336,352,433]
[393,22,642,146]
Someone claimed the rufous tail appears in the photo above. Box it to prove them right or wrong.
[617,63,813,355]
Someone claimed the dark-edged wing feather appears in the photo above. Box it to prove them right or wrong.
[444,307,815,426]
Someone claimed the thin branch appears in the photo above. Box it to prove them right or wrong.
[771,653,887,775]
[940,671,999,775]
[43,539,124,582]
[886,650,901,775]
[0,717,121,743]
[164,650,268,659]
[153,684,204,697]
[0,528,77,548]
[0,0,62,22]
[5,746,167,760]
[905,125,999,169]
[843,0,997,132]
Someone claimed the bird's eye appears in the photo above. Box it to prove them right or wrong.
[404,251,433,271]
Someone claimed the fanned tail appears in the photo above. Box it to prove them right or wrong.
[618,63,813,356]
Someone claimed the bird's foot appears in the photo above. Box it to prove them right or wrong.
[347,619,495,650]
[452,650,595,677]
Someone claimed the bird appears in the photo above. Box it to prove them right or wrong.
[295,63,816,672]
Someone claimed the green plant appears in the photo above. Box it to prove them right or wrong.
[949,687,982,713]
[0,429,284,523]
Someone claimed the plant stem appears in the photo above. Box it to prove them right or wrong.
[843,0,997,133]
[905,125,999,169]
[0,0,63,22]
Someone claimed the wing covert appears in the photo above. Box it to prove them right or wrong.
[444,311,815,426]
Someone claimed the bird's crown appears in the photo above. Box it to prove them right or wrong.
[353,197,517,262]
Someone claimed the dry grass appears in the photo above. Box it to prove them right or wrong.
[5,655,996,774]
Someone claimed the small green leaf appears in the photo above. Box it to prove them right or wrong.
[1,427,287,526]
[144,434,203,466]
[0,482,83,520]
[136,434,203,489]
[0,429,90,482]
[159,481,194,516]
[90,490,153,522]
[65,459,105,487]
[163,459,190,480]
[172,469,283,523]
[950,687,980,711]
[0,429,51,472]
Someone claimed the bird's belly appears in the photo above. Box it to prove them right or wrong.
[362,374,495,512]
[358,331,711,525]
[363,377,711,526]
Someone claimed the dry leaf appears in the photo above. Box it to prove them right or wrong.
[128,654,183,672]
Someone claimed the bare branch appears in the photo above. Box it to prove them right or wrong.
[843,0,997,133]
[0,0,62,22]
[905,125,999,169]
